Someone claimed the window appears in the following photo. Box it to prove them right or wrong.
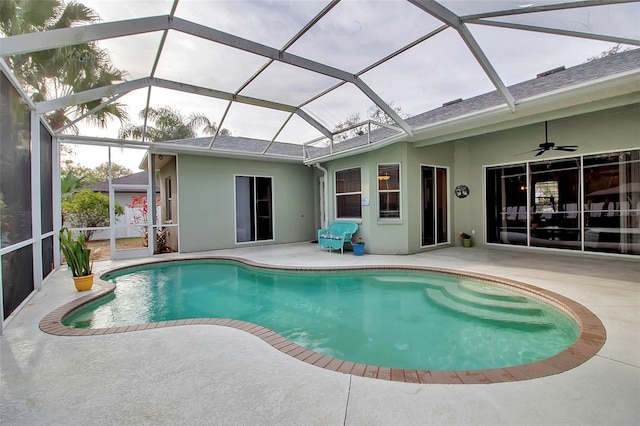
[165,177,172,221]
[534,181,559,214]
[335,167,361,219]
[378,164,400,219]
[235,176,273,243]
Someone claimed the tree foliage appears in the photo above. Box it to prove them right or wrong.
[333,103,408,141]
[0,0,128,131]
[62,158,133,188]
[61,169,88,200]
[585,44,628,62]
[119,106,231,142]
[62,189,124,241]
[91,162,133,183]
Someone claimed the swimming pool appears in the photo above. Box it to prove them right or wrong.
[63,259,581,371]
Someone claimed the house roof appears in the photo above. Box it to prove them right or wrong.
[88,171,160,193]
[303,48,640,161]
[150,48,640,163]
[157,134,305,159]
[408,47,640,129]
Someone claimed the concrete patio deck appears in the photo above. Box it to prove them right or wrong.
[1,244,638,425]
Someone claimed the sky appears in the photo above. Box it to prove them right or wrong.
[51,0,639,170]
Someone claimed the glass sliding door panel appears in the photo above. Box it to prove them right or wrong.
[256,177,273,241]
[584,150,640,255]
[529,157,581,250]
[485,164,527,245]
[422,166,434,246]
[436,168,448,243]
[235,176,255,243]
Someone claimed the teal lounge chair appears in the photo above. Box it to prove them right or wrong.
[317,221,359,254]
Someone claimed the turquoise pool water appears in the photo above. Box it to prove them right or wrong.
[64,260,580,370]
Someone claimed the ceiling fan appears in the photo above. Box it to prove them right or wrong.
[521,121,579,156]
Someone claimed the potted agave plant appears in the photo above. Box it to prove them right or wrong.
[59,228,93,291]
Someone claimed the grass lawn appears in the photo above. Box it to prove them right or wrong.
[87,237,146,259]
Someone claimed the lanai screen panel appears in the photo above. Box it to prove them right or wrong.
[0,0,638,148]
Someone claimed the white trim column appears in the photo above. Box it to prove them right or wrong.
[149,154,157,254]
[31,111,43,289]
[53,136,62,268]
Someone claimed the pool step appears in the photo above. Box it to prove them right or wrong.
[424,288,555,329]
[441,286,543,316]
[372,276,443,289]
[457,281,528,303]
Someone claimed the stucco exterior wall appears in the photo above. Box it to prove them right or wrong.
[319,103,639,254]
[316,143,412,254]
[174,104,637,256]
[452,103,640,247]
[178,155,316,252]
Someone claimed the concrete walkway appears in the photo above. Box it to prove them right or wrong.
[1,244,638,425]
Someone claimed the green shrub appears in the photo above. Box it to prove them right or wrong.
[61,189,124,241]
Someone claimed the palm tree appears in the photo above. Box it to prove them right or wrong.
[0,0,128,131]
[61,170,87,201]
[119,106,230,142]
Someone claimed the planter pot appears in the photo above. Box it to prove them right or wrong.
[73,274,94,292]
[462,238,472,248]
[353,243,365,256]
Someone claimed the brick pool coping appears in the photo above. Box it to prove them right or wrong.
[39,256,606,384]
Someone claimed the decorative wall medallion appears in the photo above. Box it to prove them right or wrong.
[455,184,470,198]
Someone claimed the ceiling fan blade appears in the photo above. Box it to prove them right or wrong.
[518,122,578,156]
[555,146,578,152]
[515,148,542,156]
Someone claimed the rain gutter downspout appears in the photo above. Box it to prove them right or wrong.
[314,163,329,230]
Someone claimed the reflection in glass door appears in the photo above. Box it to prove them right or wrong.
[421,166,448,246]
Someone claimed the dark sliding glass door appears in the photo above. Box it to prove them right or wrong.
[236,176,273,243]
[486,149,639,255]
[422,166,448,246]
